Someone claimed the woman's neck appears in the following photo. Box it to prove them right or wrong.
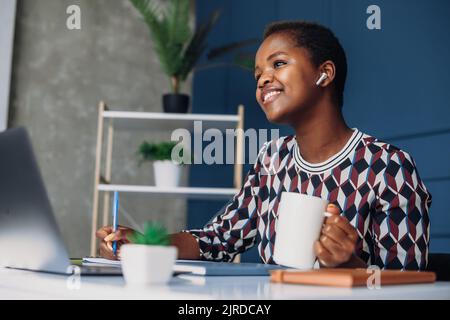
[293,102,353,164]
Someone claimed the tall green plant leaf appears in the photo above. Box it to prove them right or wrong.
[178,9,221,81]
[131,0,179,76]
[130,0,222,90]
[206,38,259,60]
[167,0,191,45]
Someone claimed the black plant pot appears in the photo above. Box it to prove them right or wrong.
[163,93,190,113]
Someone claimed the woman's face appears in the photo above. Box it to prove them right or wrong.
[254,33,320,124]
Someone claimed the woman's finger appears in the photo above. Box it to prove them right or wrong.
[325,215,358,240]
[321,234,353,264]
[319,235,342,256]
[99,242,117,260]
[104,230,125,242]
[314,240,333,267]
[96,226,113,239]
[322,224,355,252]
[97,225,131,240]
[325,203,341,216]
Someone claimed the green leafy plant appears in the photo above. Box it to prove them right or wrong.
[129,222,170,246]
[137,141,190,165]
[129,0,221,94]
[137,141,176,163]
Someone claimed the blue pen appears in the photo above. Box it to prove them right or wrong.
[112,191,119,256]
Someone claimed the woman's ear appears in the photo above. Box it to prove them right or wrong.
[316,60,336,87]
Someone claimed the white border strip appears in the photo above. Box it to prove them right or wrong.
[0,0,17,131]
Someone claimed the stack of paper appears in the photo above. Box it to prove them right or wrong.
[82,257,121,267]
[82,257,287,276]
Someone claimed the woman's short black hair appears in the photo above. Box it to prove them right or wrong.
[263,21,347,108]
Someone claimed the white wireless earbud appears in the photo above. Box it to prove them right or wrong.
[315,73,328,86]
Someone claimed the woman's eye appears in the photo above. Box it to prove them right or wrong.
[274,60,286,68]
[255,75,261,82]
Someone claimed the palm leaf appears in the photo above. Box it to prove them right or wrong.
[177,8,221,81]
[206,38,259,60]
[233,52,256,71]
[167,0,191,45]
[130,0,181,76]
[164,0,192,76]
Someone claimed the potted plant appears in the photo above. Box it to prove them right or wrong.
[121,222,177,285]
[137,141,189,187]
[129,0,221,113]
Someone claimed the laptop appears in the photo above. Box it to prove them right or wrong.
[0,127,121,275]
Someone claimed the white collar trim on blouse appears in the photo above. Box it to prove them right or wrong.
[293,128,363,174]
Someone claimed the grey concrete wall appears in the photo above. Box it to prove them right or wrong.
[9,0,194,257]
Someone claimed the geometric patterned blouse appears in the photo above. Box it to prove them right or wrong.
[184,129,432,270]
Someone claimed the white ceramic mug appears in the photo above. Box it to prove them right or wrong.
[273,192,331,269]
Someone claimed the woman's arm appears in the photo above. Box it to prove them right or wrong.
[178,144,266,262]
[372,150,431,270]
[182,170,260,262]
[169,232,201,260]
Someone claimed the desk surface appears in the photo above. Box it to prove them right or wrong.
[0,268,449,300]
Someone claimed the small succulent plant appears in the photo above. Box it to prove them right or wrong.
[136,140,191,165]
[137,141,177,164]
[129,222,170,246]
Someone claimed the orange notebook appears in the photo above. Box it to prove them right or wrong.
[270,268,436,288]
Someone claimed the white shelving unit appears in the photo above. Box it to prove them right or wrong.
[90,101,245,256]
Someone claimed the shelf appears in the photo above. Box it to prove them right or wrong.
[89,102,245,256]
[98,184,238,200]
[103,110,240,131]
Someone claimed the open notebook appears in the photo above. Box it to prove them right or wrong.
[82,257,288,276]
[82,257,121,267]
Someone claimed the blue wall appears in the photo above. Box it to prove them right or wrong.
[188,0,450,261]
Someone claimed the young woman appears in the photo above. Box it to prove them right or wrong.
[97,21,431,270]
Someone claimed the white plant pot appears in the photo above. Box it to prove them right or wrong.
[153,160,181,187]
[120,244,177,286]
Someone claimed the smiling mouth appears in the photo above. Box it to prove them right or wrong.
[262,90,282,104]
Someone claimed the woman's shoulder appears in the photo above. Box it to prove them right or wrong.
[359,131,417,167]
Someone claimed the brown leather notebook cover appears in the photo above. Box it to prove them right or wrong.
[270,268,436,287]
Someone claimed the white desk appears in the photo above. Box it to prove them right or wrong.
[0,268,449,300]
